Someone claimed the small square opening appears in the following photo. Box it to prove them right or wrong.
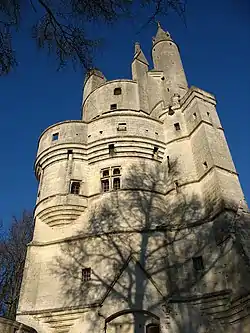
[82,268,91,281]
[52,132,59,141]
[192,256,204,271]
[110,104,117,110]
[117,123,127,131]
[114,88,122,95]
[102,169,109,178]
[70,181,80,195]
[113,168,120,175]
[174,123,181,131]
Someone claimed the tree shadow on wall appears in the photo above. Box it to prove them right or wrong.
[52,159,249,333]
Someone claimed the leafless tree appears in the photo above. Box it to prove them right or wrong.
[0,0,186,75]
[0,211,34,319]
[52,159,245,332]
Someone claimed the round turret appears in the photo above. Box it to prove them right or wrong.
[152,24,188,97]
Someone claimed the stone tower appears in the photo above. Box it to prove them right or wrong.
[17,26,250,333]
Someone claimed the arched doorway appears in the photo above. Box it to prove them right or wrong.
[105,309,160,333]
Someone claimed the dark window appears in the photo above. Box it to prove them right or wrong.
[146,324,160,333]
[174,123,181,131]
[193,256,204,271]
[117,123,127,131]
[68,149,73,154]
[193,112,197,119]
[110,104,117,110]
[82,268,91,281]
[153,147,159,154]
[102,169,109,177]
[114,88,122,95]
[113,177,120,190]
[102,179,109,192]
[207,112,210,117]
[52,132,59,141]
[167,155,170,168]
[70,181,80,194]
[113,168,120,175]
[109,144,115,155]
[203,161,208,169]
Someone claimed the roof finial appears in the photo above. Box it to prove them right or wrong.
[157,21,161,28]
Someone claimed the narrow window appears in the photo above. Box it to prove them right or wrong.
[113,168,120,175]
[207,112,210,117]
[193,112,197,119]
[174,123,181,131]
[114,87,122,95]
[146,324,160,333]
[82,268,91,281]
[203,161,208,170]
[174,180,180,193]
[102,169,109,178]
[67,149,73,160]
[117,123,127,131]
[52,132,59,141]
[155,132,158,135]
[70,181,80,195]
[99,130,103,134]
[193,256,204,271]
[153,147,159,158]
[110,104,117,110]
[113,177,120,190]
[109,144,115,155]
[167,155,170,169]
[101,179,109,192]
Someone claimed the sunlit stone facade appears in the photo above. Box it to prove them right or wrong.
[17,25,250,333]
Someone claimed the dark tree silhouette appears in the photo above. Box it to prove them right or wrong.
[0,0,186,75]
[51,159,250,333]
[0,211,34,319]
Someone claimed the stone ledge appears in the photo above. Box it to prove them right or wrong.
[0,317,37,333]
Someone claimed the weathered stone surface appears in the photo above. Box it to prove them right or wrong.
[16,26,250,333]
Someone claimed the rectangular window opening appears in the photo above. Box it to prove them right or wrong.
[113,177,120,190]
[52,132,59,141]
[101,179,110,192]
[110,104,117,110]
[174,123,181,131]
[113,168,121,175]
[102,169,110,178]
[192,256,204,271]
[193,112,197,119]
[82,268,91,281]
[70,181,80,195]
[109,144,115,155]
[117,123,127,131]
[114,88,122,95]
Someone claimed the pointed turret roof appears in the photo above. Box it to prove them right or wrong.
[152,22,173,45]
[133,42,149,66]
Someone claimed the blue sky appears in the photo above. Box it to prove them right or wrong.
[0,0,249,225]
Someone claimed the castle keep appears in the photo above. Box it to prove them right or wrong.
[17,25,250,333]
